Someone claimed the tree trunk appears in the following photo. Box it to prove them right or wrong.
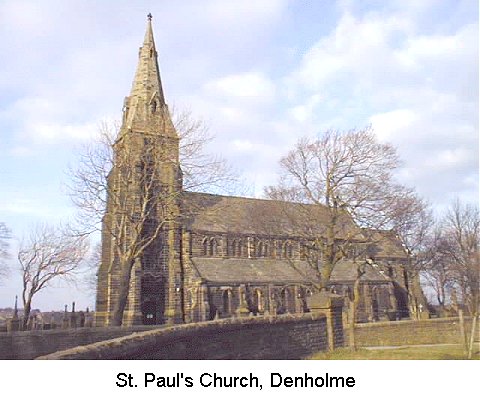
[22,299,32,331]
[320,210,336,290]
[467,315,478,359]
[320,262,334,291]
[348,301,356,350]
[458,309,468,356]
[350,278,362,351]
[110,258,135,326]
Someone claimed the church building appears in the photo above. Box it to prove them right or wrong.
[95,16,414,327]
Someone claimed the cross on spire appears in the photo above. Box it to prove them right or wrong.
[147,13,153,21]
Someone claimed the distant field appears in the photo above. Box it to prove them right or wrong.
[309,344,480,360]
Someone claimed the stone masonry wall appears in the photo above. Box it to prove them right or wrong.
[346,317,479,347]
[39,314,329,360]
[0,326,157,360]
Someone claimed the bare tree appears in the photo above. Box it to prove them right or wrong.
[69,110,237,325]
[418,201,479,357]
[71,123,182,326]
[70,112,236,234]
[82,242,102,296]
[0,222,11,282]
[349,260,367,350]
[439,200,479,359]
[386,192,433,317]
[18,224,88,329]
[442,200,479,316]
[173,107,238,194]
[421,226,457,311]
[264,127,409,290]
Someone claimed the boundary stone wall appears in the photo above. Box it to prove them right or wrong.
[347,317,479,347]
[39,314,330,360]
[0,326,156,360]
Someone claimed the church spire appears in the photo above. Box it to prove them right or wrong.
[120,13,178,137]
[129,13,165,105]
[144,13,155,47]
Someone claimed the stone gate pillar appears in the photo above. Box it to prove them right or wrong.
[307,292,345,350]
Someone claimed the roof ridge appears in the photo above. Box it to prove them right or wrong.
[182,190,328,209]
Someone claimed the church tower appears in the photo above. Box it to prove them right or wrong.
[95,14,184,326]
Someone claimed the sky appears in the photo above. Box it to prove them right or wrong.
[0,0,478,310]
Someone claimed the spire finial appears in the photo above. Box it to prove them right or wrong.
[147,13,153,21]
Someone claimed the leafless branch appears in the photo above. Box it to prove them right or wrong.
[17,223,88,328]
[264,127,414,290]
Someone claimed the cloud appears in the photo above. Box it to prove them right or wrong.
[288,94,325,124]
[232,139,255,152]
[0,96,109,144]
[0,196,70,219]
[0,4,477,207]
[284,5,478,208]
[203,0,287,27]
[0,0,478,310]
[288,13,413,95]
[204,73,276,103]
[369,109,417,142]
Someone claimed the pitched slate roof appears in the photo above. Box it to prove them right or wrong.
[330,260,391,283]
[365,229,409,259]
[191,257,390,285]
[182,191,360,239]
[191,257,315,285]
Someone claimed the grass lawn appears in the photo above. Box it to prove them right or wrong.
[308,344,480,360]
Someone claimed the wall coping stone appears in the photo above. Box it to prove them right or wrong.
[0,325,156,338]
[354,316,466,329]
[38,313,327,360]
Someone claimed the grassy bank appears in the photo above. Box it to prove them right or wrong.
[308,344,480,360]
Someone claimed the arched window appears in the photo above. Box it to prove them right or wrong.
[237,240,243,257]
[283,242,293,258]
[254,289,264,313]
[300,287,312,312]
[343,285,353,301]
[371,286,380,321]
[288,242,293,258]
[281,287,294,314]
[202,237,208,256]
[257,241,264,257]
[300,243,306,260]
[209,238,218,256]
[264,242,269,258]
[348,245,359,259]
[230,239,237,257]
[249,238,255,258]
[150,100,157,113]
[276,241,283,259]
[223,290,232,315]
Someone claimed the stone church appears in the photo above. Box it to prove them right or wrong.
[95,16,414,327]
